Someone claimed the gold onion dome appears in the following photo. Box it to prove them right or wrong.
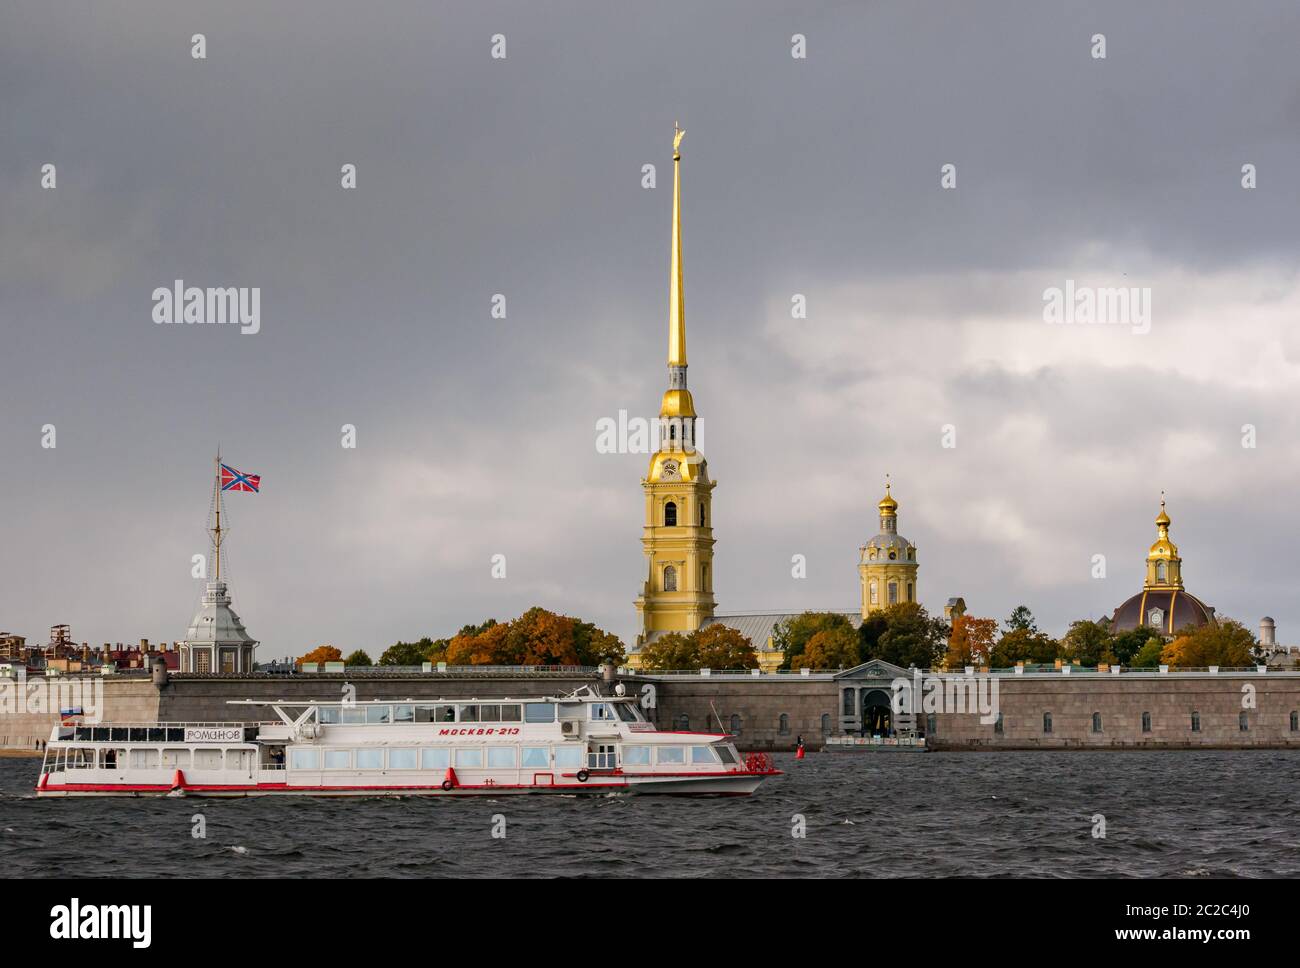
[877,482,898,514]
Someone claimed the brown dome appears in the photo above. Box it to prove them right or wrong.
[1110,589,1216,636]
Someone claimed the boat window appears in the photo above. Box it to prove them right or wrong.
[456,748,483,768]
[318,706,341,725]
[500,704,522,723]
[324,750,350,770]
[389,749,417,770]
[558,703,584,721]
[479,705,500,722]
[290,749,319,771]
[92,727,110,742]
[623,746,651,765]
[420,748,450,770]
[521,747,548,768]
[615,703,640,722]
[162,749,190,769]
[415,705,436,722]
[393,705,415,723]
[341,706,366,725]
[458,705,480,723]
[356,749,383,770]
[690,745,718,764]
[656,746,686,765]
[67,748,95,769]
[553,746,582,768]
[487,747,516,768]
[129,728,148,743]
[525,703,555,723]
[366,706,392,725]
[715,744,739,765]
[195,749,223,770]
[589,703,615,721]
[148,728,166,742]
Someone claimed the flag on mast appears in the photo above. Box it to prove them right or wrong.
[220,464,261,493]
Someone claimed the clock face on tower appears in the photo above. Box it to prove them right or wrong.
[661,460,680,480]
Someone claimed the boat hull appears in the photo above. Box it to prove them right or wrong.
[35,772,777,798]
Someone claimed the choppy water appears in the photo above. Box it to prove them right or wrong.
[2,751,1298,878]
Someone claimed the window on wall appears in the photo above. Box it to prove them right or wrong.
[888,582,898,605]
[729,714,741,735]
[842,691,854,716]
[195,651,211,673]
[663,565,677,592]
[1043,712,1053,734]
[1091,713,1102,733]
[907,582,914,602]
[699,504,706,526]
[701,564,708,590]
[1239,712,1249,732]
[1142,712,1152,733]
[676,714,689,730]
[1191,711,1201,732]
[926,714,936,735]
[778,714,790,735]
[1291,711,1299,732]
[821,713,831,735]
[1155,560,1167,582]
[870,581,878,605]
[664,502,677,526]
[994,713,1004,734]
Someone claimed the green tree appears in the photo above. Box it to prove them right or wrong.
[379,638,445,666]
[1061,619,1115,667]
[1005,605,1038,633]
[343,649,372,667]
[1110,625,1163,665]
[857,611,888,663]
[775,612,856,669]
[871,602,948,669]
[1131,638,1164,668]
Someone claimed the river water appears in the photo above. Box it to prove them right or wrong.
[2,750,1297,878]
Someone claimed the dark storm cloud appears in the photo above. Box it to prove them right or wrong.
[1,1,1297,654]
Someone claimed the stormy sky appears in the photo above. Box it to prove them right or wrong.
[2,1,1298,659]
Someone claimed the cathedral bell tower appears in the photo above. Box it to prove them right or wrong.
[859,478,919,618]
[633,125,717,651]
[1143,494,1184,590]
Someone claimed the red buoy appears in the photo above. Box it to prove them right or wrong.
[443,766,459,790]
[171,769,187,790]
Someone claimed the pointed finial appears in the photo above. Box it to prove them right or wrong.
[673,122,685,159]
[1156,491,1170,527]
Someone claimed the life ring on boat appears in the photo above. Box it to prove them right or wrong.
[440,779,454,791]
[576,769,590,783]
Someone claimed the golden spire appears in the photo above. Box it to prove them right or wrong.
[668,122,686,367]
[1155,491,1170,528]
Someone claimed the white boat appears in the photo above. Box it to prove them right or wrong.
[35,687,778,797]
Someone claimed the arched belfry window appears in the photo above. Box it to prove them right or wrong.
[664,501,677,526]
[663,565,677,592]
[1155,560,1167,582]
[699,504,706,526]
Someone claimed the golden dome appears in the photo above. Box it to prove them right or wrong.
[877,481,898,514]
[1155,496,1170,528]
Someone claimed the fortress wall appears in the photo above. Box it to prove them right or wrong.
[930,675,1300,750]
[0,677,160,751]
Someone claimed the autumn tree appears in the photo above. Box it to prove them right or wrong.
[989,626,1060,667]
[1161,619,1255,669]
[792,626,860,670]
[298,645,342,666]
[442,608,625,666]
[775,612,856,669]
[638,625,758,671]
[944,615,998,669]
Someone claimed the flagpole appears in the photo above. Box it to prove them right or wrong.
[213,448,222,582]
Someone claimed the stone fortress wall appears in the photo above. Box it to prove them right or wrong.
[5,667,1300,754]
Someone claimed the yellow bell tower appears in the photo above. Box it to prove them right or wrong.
[859,478,919,618]
[634,125,717,652]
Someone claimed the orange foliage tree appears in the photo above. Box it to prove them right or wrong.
[944,615,998,669]
[444,607,625,666]
[298,645,343,665]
